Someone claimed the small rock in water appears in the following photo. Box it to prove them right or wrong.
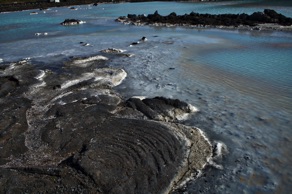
[124,53,135,57]
[140,36,147,41]
[69,7,78,10]
[60,19,85,26]
[130,41,140,46]
[82,43,91,47]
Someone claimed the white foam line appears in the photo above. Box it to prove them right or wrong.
[101,48,127,53]
[61,73,94,89]
[131,96,147,100]
[35,70,46,80]
[32,81,46,88]
[196,127,213,168]
[61,79,85,89]
[51,91,73,102]
[93,76,104,82]
[73,55,108,65]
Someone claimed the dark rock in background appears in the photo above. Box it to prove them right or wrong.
[117,9,292,27]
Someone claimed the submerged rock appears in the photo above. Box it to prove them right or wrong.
[0,55,213,193]
[100,48,134,57]
[100,48,127,54]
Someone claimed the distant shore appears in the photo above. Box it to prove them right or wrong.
[0,1,98,13]
[0,0,202,13]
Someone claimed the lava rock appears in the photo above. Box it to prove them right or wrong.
[117,9,292,27]
[60,19,85,26]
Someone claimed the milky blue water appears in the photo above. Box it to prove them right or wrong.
[0,1,292,193]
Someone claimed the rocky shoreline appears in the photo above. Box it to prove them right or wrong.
[116,9,292,31]
[0,49,224,193]
[0,0,201,13]
[0,1,97,13]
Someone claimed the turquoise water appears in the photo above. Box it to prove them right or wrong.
[202,47,292,87]
[1,1,292,42]
[193,30,292,90]
[0,1,292,193]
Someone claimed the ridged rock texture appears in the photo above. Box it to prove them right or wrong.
[0,55,212,193]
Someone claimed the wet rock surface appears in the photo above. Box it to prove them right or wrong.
[117,9,292,30]
[0,56,213,193]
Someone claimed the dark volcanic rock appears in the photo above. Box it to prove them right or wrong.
[0,76,19,97]
[125,96,198,122]
[0,55,212,193]
[0,97,31,164]
[117,9,292,28]
[67,117,186,193]
[60,19,85,26]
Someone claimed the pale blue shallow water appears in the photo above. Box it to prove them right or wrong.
[0,1,292,193]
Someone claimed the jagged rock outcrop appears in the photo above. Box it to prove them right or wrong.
[116,9,292,28]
